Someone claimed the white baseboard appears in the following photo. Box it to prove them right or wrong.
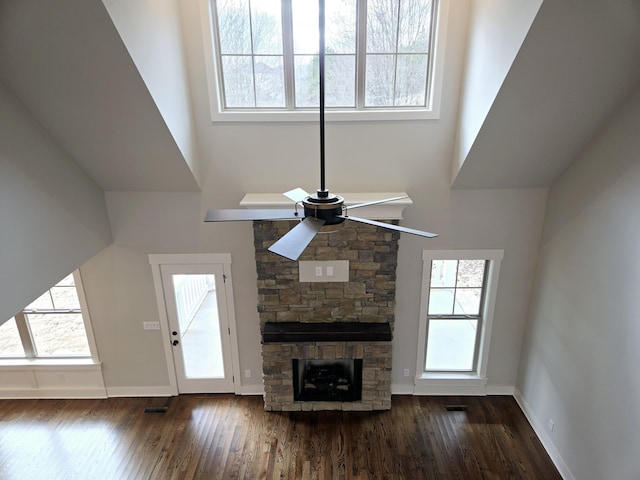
[235,384,264,396]
[486,385,515,395]
[391,383,414,395]
[106,386,175,397]
[107,385,264,397]
[514,388,574,480]
[0,387,107,399]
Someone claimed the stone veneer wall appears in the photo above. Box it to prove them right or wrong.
[254,220,400,411]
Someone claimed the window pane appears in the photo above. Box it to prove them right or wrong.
[26,313,91,356]
[255,56,285,107]
[457,260,486,287]
[430,260,457,287]
[0,318,25,357]
[428,288,454,315]
[326,0,357,54]
[394,54,428,106]
[51,286,81,310]
[365,54,395,106]
[217,0,252,54]
[56,274,75,287]
[251,0,282,55]
[292,0,357,55]
[292,0,318,54]
[326,55,355,107]
[425,319,477,371]
[26,291,53,310]
[367,0,400,53]
[294,54,318,107]
[398,0,432,53]
[453,288,483,315]
[222,56,255,107]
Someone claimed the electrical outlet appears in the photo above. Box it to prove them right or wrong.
[315,266,323,276]
[244,369,251,378]
[403,369,410,377]
[143,321,160,330]
[326,266,334,276]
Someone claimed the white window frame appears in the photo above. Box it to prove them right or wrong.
[198,0,450,122]
[415,250,503,395]
[0,270,101,366]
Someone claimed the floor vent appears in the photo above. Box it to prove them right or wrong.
[445,405,468,412]
[144,397,173,414]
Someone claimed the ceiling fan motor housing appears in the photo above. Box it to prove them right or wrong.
[303,193,345,225]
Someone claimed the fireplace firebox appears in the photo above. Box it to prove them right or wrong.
[293,359,363,402]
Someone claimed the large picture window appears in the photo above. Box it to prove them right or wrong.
[0,272,97,361]
[209,0,440,115]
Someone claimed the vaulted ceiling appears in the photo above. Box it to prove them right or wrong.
[0,0,199,191]
[1,0,639,192]
[453,0,640,188]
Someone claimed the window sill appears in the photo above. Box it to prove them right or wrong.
[419,372,485,380]
[0,358,101,369]
[210,108,440,123]
[413,373,489,396]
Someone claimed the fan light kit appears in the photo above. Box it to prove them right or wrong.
[204,0,437,261]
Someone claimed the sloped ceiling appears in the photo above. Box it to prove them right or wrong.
[0,0,199,192]
[453,0,640,189]
[1,0,638,193]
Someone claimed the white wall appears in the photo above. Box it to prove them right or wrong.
[102,0,201,186]
[0,81,112,324]
[74,0,546,396]
[452,0,542,181]
[517,87,640,480]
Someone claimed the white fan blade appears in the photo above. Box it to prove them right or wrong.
[268,217,326,261]
[283,187,310,203]
[347,196,409,210]
[205,209,300,222]
[340,215,438,238]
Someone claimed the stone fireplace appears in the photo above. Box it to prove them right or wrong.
[254,218,400,411]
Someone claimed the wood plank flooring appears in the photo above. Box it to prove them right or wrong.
[0,395,561,480]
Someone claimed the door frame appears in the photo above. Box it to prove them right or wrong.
[149,253,241,395]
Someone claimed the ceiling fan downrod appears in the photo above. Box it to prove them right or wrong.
[318,0,327,199]
[304,0,345,227]
[300,0,345,227]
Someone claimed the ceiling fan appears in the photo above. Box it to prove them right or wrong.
[204,0,437,261]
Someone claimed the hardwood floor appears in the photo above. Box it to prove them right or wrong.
[0,395,561,480]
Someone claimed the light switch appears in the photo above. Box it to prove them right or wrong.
[299,261,349,282]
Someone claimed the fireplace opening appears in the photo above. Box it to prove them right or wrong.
[293,359,363,402]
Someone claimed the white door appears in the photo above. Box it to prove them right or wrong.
[160,263,235,393]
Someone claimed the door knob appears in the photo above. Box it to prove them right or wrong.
[172,340,179,346]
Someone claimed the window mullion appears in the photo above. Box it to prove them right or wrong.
[355,0,367,109]
[14,312,36,358]
[281,0,295,109]
[248,0,258,108]
[392,0,402,106]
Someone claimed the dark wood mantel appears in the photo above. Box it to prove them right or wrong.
[262,322,392,343]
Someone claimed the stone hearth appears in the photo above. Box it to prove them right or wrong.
[254,219,400,411]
